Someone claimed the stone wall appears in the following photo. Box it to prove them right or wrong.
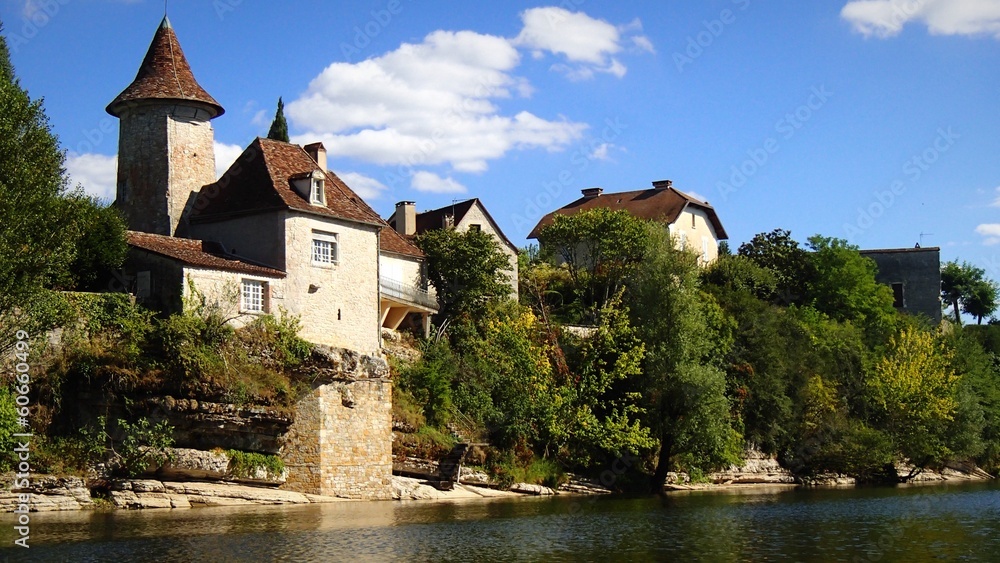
[116,104,216,236]
[860,247,942,324]
[284,213,382,354]
[281,347,392,500]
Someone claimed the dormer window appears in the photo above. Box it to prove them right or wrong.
[311,178,325,206]
[290,170,326,207]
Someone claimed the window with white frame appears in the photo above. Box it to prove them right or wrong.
[311,178,325,206]
[311,230,338,266]
[241,279,267,313]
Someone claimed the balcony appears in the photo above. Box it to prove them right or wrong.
[379,276,438,311]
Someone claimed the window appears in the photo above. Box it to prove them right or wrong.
[702,237,710,262]
[242,279,267,313]
[311,230,338,266]
[679,231,688,249]
[468,224,481,232]
[310,178,325,206]
[891,282,904,308]
[692,213,696,229]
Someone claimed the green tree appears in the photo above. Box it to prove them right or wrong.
[805,236,897,341]
[628,226,741,491]
[737,229,814,304]
[416,227,512,328]
[536,208,649,314]
[558,293,653,467]
[962,279,998,325]
[865,328,960,471]
[0,25,78,320]
[941,261,996,325]
[61,194,128,291]
[267,97,290,142]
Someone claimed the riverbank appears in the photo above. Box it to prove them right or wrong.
[3,457,992,512]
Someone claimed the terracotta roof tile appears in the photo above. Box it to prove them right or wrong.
[107,17,224,117]
[527,186,728,240]
[127,231,285,278]
[380,228,424,258]
[191,138,385,226]
[398,198,518,252]
[190,138,424,258]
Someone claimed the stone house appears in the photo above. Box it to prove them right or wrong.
[528,180,728,265]
[109,17,436,355]
[387,198,520,296]
[100,17,435,500]
[860,246,942,325]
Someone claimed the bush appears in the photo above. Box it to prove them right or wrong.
[398,340,456,427]
[110,417,174,478]
[225,450,285,479]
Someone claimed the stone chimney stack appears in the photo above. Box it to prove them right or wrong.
[581,187,604,199]
[394,201,416,236]
[304,142,327,172]
[652,179,673,190]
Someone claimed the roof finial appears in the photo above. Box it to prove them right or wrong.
[161,0,170,28]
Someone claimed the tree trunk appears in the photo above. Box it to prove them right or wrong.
[650,433,675,494]
[953,299,962,326]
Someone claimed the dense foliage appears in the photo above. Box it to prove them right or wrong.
[397,212,1000,490]
[0,25,128,352]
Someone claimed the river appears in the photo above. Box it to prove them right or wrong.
[2,481,998,562]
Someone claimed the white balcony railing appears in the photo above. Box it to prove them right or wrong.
[379,276,438,310]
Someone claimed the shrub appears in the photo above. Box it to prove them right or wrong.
[110,417,174,477]
[225,450,285,479]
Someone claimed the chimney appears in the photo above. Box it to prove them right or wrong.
[652,179,673,190]
[304,142,327,172]
[581,187,604,199]
[394,201,416,236]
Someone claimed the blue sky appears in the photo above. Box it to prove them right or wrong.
[2,0,1000,275]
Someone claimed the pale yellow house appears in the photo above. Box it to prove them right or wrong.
[388,199,520,296]
[528,180,728,265]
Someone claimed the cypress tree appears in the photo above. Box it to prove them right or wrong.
[267,97,290,142]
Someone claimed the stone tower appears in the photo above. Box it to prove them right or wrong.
[107,16,224,236]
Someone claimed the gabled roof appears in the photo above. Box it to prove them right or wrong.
[390,198,518,252]
[191,138,384,227]
[107,17,224,118]
[190,137,424,258]
[527,186,728,240]
[127,231,285,278]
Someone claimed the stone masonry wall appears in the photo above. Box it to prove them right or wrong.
[281,349,392,500]
[116,104,216,236]
[284,213,382,355]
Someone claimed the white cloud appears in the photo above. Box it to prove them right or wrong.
[65,153,117,201]
[411,171,467,194]
[975,223,1000,245]
[514,7,651,79]
[251,109,269,127]
[988,186,1000,206]
[337,171,387,200]
[287,29,587,173]
[588,142,614,161]
[214,142,245,179]
[684,191,710,203]
[65,141,248,202]
[841,0,1000,39]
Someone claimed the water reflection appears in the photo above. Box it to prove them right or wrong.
[1,482,998,562]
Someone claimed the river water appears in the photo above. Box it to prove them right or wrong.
[2,481,999,562]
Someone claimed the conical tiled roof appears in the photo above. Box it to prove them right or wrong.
[106,17,224,117]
